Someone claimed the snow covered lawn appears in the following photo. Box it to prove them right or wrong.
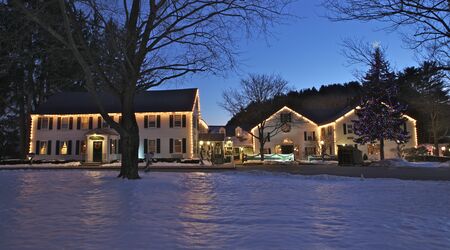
[0,171,449,249]
[371,158,450,168]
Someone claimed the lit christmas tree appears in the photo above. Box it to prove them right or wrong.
[353,47,410,160]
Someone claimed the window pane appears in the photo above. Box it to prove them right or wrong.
[61,117,69,129]
[81,117,89,129]
[148,115,156,127]
[40,141,47,155]
[42,117,49,129]
[174,139,182,153]
[174,115,182,127]
[148,139,156,153]
[60,141,68,155]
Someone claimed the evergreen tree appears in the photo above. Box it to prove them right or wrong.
[353,47,409,160]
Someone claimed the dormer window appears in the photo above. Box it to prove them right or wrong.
[235,127,242,137]
[219,127,226,135]
[280,113,292,123]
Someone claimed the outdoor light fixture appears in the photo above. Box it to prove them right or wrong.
[441,146,446,151]
[320,140,324,145]
[207,141,211,145]
[199,141,204,146]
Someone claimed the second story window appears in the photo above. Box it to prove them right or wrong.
[174,115,182,127]
[347,124,354,134]
[81,117,89,129]
[148,115,156,128]
[41,117,50,129]
[61,117,69,130]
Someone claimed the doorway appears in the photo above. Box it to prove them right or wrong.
[281,145,294,154]
[93,141,103,162]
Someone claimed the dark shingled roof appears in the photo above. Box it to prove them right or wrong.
[33,88,198,114]
[198,133,225,142]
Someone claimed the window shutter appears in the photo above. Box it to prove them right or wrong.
[156,139,161,153]
[57,117,61,130]
[182,138,187,153]
[97,117,102,128]
[144,115,148,128]
[76,140,80,155]
[403,122,407,133]
[77,117,81,129]
[169,138,173,153]
[267,133,270,142]
[89,117,93,129]
[68,141,72,155]
[144,139,148,154]
[69,117,73,129]
[169,115,173,128]
[182,115,186,127]
[37,117,42,130]
[313,131,316,141]
[35,141,40,155]
[157,115,161,128]
[49,117,53,130]
[47,140,52,155]
[55,140,60,155]
[304,131,307,141]
[343,123,347,135]
[118,139,121,154]
[119,116,122,124]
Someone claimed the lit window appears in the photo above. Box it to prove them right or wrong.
[174,139,182,153]
[81,117,89,129]
[60,141,68,155]
[174,115,182,127]
[148,115,156,128]
[148,139,156,153]
[368,144,380,155]
[61,117,69,130]
[41,117,50,129]
[39,141,48,155]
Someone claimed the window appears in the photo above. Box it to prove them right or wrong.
[174,139,182,153]
[327,126,333,135]
[148,115,156,128]
[110,139,118,154]
[174,115,182,127]
[39,141,48,155]
[148,139,156,153]
[235,127,242,137]
[81,117,89,129]
[304,131,316,141]
[367,144,380,155]
[305,147,316,156]
[347,124,354,134]
[280,113,292,123]
[61,117,69,130]
[60,141,68,155]
[41,117,50,129]
[102,118,109,128]
[80,140,87,154]
[219,127,226,134]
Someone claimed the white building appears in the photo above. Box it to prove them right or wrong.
[251,106,418,160]
[29,89,201,163]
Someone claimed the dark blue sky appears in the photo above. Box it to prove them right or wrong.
[157,1,419,125]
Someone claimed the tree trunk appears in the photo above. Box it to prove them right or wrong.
[379,138,385,160]
[117,92,140,179]
[260,141,265,162]
[431,113,439,156]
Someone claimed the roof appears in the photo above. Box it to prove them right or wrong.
[198,133,225,142]
[33,88,198,114]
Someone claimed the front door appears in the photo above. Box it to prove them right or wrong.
[93,141,103,162]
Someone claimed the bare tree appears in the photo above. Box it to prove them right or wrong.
[11,0,293,179]
[221,73,290,161]
[220,73,289,116]
[324,0,450,71]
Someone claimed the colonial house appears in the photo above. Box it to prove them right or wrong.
[250,106,418,160]
[29,88,201,163]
